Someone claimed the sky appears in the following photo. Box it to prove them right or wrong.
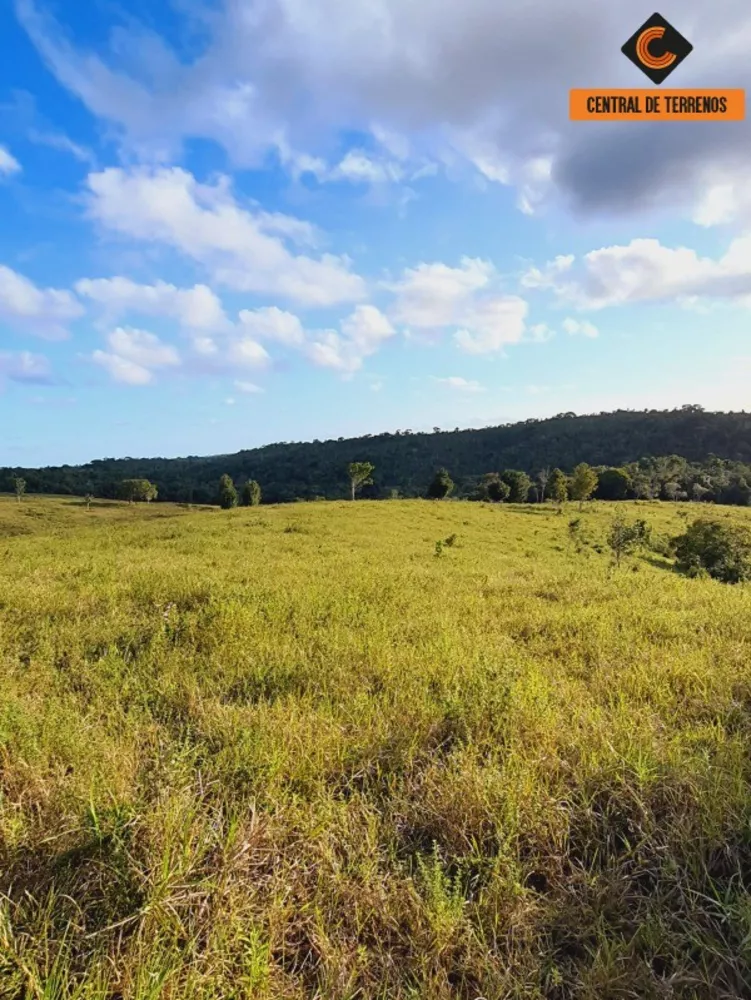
[1,0,750,467]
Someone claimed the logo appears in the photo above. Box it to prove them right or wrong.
[621,13,693,85]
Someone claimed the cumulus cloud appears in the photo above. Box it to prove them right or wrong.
[16,0,751,223]
[235,380,264,394]
[0,350,55,385]
[387,257,529,354]
[76,276,230,332]
[524,236,751,310]
[226,338,271,368]
[562,317,599,338]
[388,258,495,330]
[0,264,83,339]
[84,166,367,306]
[237,306,306,346]
[0,146,21,176]
[433,376,486,393]
[454,297,528,355]
[92,326,180,384]
[306,304,396,373]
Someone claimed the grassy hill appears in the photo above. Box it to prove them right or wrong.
[2,494,751,997]
[4,405,751,504]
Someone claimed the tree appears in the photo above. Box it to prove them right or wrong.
[538,467,551,502]
[11,476,26,503]
[720,476,751,507]
[485,475,510,503]
[597,467,632,501]
[607,512,651,567]
[118,479,157,503]
[241,480,262,506]
[569,463,598,510]
[427,468,454,499]
[347,462,375,501]
[85,493,94,511]
[549,468,568,506]
[673,519,751,584]
[218,474,238,509]
[500,470,532,503]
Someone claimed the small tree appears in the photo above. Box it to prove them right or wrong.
[241,480,262,507]
[500,470,532,504]
[549,468,568,506]
[486,476,510,503]
[427,468,454,500]
[607,512,651,567]
[538,467,551,503]
[673,519,751,584]
[118,479,157,503]
[218,474,238,509]
[597,468,632,501]
[11,476,26,503]
[570,463,598,511]
[347,462,375,501]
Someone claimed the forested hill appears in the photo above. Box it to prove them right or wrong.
[5,405,751,505]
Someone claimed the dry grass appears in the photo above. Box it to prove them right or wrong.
[1,494,751,998]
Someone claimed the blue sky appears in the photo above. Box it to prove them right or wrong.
[1,0,750,467]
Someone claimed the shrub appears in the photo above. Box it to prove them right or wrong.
[607,513,651,566]
[673,519,751,584]
[427,469,454,500]
[218,474,238,509]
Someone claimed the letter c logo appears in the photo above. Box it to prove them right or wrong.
[636,26,676,70]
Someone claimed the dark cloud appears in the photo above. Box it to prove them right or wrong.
[14,0,751,222]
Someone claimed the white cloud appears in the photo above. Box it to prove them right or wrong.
[237,306,305,346]
[85,166,367,306]
[226,338,271,368]
[387,257,494,329]
[433,376,486,393]
[0,264,83,340]
[76,277,230,332]
[0,350,54,385]
[92,351,152,385]
[524,237,751,311]
[386,257,528,355]
[27,128,94,164]
[526,323,556,343]
[454,296,528,354]
[562,317,599,338]
[235,380,264,394]
[92,326,180,384]
[0,146,21,176]
[225,397,236,405]
[305,304,395,373]
[521,255,575,291]
[332,150,403,185]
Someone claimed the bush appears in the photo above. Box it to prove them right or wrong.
[427,468,454,500]
[607,513,651,566]
[218,474,238,509]
[673,519,751,584]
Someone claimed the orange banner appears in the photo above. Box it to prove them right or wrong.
[570,89,745,121]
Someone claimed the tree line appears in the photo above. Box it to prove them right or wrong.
[4,406,751,507]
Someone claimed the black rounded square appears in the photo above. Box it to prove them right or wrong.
[622,13,693,85]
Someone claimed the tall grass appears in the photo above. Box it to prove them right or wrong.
[1,495,751,998]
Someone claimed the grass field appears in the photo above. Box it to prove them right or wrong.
[1,495,751,999]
